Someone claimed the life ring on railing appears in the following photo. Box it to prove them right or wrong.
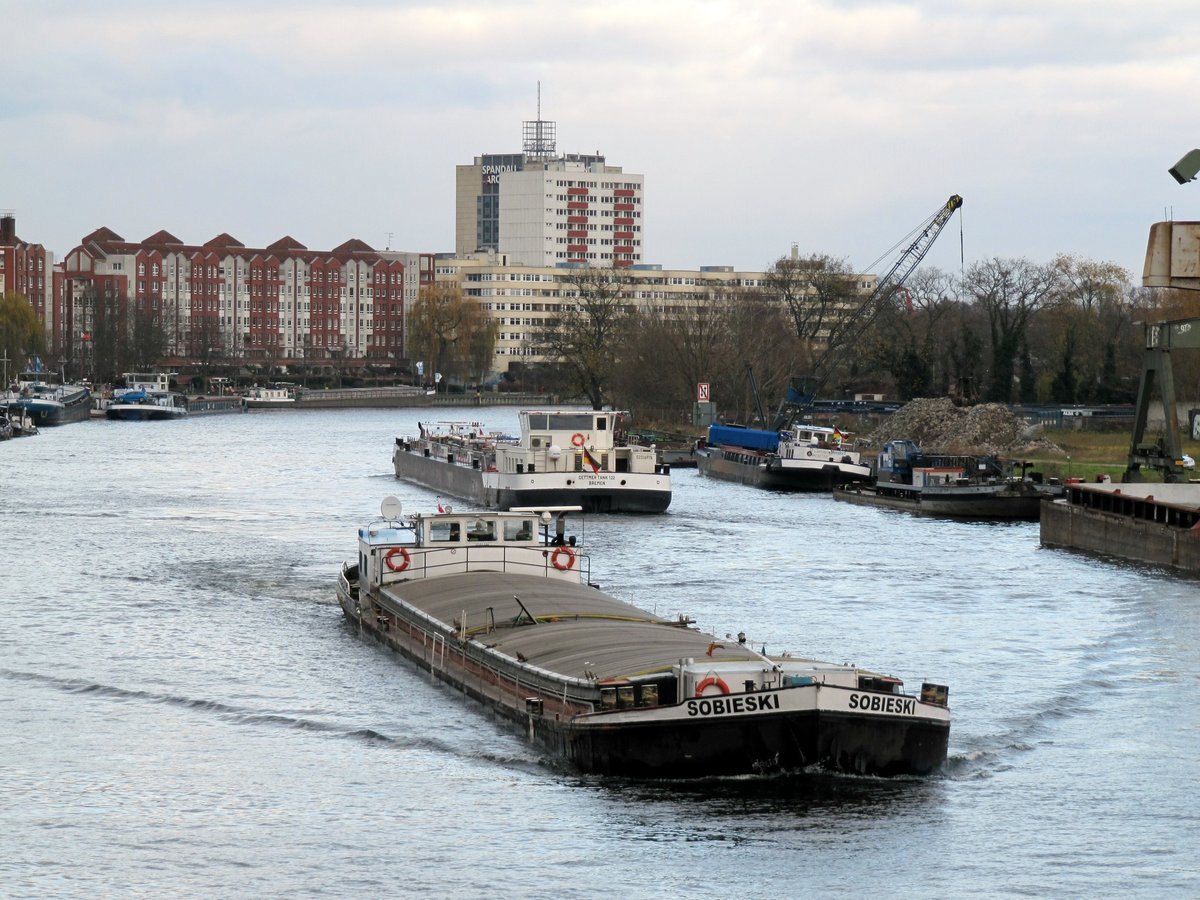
[551,546,576,571]
[571,432,586,447]
[384,547,411,572]
[695,676,730,697]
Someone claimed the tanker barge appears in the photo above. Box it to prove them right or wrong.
[393,409,671,513]
[337,499,951,778]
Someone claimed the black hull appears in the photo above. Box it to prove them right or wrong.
[21,396,92,426]
[339,585,947,779]
[557,709,948,778]
[496,486,670,514]
[696,449,867,492]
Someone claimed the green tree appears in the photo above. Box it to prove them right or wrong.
[0,291,45,383]
[408,282,493,387]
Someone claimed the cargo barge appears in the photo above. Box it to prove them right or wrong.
[1040,481,1200,573]
[834,440,1061,520]
[337,499,951,778]
[392,410,671,513]
[695,423,872,491]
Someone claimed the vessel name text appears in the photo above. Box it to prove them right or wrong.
[848,693,915,715]
[686,694,780,717]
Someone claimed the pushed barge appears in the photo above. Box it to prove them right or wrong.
[696,423,872,491]
[834,440,1061,520]
[393,410,671,513]
[337,499,950,778]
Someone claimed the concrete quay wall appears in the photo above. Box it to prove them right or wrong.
[1040,499,1200,573]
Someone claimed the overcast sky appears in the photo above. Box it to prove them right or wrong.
[3,0,1198,280]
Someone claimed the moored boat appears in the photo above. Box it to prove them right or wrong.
[105,373,188,421]
[696,423,872,491]
[834,439,1061,520]
[392,410,671,513]
[244,383,297,409]
[337,498,951,778]
[5,372,92,426]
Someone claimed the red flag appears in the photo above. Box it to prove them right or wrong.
[437,498,445,512]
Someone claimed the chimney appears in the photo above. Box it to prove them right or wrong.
[0,215,15,245]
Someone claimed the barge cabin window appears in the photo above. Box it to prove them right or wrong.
[504,519,536,541]
[430,521,461,542]
[467,519,496,541]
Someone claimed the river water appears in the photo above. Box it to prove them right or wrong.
[2,406,1197,898]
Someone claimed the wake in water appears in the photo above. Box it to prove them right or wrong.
[0,666,539,772]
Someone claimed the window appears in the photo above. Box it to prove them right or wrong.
[504,519,535,541]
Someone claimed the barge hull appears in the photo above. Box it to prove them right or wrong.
[338,578,948,778]
[836,485,1043,520]
[393,449,490,505]
[697,449,859,491]
[564,707,948,778]
[394,448,670,512]
[1041,493,1200,573]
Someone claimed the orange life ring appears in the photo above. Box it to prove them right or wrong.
[551,546,576,570]
[695,676,730,697]
[571,432,586,447]
[384,547,411,572]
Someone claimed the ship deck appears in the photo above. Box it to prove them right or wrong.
[381,571,764,682]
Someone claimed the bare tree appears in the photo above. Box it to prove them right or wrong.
[862,267,961,399]
[963,258,1062,403]
[129,305,168,370]
[765,253,858,368]
[611,287,800,423]
[530,268,634,409]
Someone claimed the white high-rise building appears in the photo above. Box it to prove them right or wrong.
[456,114,644,268]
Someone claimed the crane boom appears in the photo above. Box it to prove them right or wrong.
[772,194,963,429]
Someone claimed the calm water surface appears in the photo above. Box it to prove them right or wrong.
[2,407,1198,897]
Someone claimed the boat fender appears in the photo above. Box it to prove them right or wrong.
[384,547,411,572]
[695,676,730,697]
[551,546,576,571]
[571,432,586,447]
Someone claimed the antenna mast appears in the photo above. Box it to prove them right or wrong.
[523,81,556,158]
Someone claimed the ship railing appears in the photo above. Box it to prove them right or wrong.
[379,544,589,584]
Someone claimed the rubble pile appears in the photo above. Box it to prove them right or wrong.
[866,397,1063,457]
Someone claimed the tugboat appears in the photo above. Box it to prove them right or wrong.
[392,410,671,513]
[696,422,872,491]
[337,497,951,778]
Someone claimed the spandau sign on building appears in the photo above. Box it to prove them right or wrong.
[482,164,517,185]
